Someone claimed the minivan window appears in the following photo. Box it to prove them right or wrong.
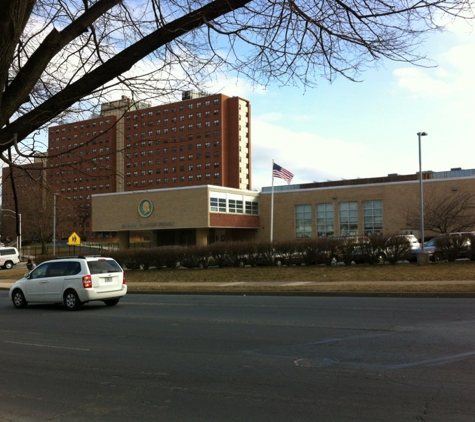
[46,262,70,277]
[66,262,81,275]
[30,263,49,279]
[0,249,16,256]
[87,259,122,274]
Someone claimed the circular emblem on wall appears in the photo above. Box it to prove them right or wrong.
[138,199,153,218]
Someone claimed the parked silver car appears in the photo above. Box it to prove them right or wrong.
[421,232,474,262]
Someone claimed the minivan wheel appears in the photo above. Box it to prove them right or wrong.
[12,289,28,309]
[3,261,13,270]
[103,298,120,307]
[64,290,82,311]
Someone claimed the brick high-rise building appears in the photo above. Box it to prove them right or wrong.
[1,158,47,243]
[3,91,252,241]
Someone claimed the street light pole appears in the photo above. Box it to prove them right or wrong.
[418,131,428,251]
[53,194,57,256]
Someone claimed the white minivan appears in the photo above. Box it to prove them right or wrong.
[9,256,127,310]
[0,247,20,269]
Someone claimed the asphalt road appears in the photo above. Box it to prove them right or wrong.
[2,293,475,421]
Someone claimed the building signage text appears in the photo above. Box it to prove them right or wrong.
[121,221,175,229]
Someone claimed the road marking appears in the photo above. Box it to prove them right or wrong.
[218,282,247,286]
[282,282,314,286]
[5,341,89,351]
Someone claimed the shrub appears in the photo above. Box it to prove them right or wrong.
[207,243,233,267]
[335,236,369,265]
[381,234,411,264]
[315,237,341,265]
[296,239,318,266]
[273,240,302,266]
[180,245,211,269]
[362,234,388,265]
[434,234,471,262]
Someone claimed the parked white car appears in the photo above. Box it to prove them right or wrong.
[0,247,20,269]
[9,256,127,310]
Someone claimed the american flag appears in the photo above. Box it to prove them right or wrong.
[273,163,294,184]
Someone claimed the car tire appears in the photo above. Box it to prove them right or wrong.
[376,253,386,264]
[63,290,83,311]
[103,298,120,307]
[3,261,13,270]
[12,289,28,309]
[433,252,444,262]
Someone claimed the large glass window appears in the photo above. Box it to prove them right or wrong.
[245,201,259,215]
[295,205,312,238]
[339,202,358,236]
[363,200,383,235]
[317,203,334,237]
[210,197,226,212]
[228,199,237,213]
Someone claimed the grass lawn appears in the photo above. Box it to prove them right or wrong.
[120,261,475,294]
[122,261,475,282]
[3,261,475,294]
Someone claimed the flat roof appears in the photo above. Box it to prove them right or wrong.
[92,184,259,198]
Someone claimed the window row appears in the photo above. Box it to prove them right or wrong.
[125,154,218,166]
[50,137,111,147]
[126,112,220,128]
[126,119,220,131]
[50,120,112,134]
[126,130,221,139]
[295,200,383,238]
[210,198,259,215]
[125,100,220,120]
[125,163,220,176]
[124,174,220,186]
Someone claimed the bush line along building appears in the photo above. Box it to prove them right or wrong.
[2,90,475,248]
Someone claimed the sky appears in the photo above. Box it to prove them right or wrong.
[4,15,474,197]
[209,21,475,191]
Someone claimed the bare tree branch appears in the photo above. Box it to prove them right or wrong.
[1,0,473,152]
[404,186,475,235]
[1,0,474,242]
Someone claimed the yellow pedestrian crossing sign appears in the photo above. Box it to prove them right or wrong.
[68,232,81,246]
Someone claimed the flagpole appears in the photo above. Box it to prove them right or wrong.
[270,159,275,243]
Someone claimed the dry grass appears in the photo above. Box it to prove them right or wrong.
[125,261,475,283]
[3,261,475,294]
[123,261,475,294]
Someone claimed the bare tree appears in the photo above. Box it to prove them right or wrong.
[1,0,473,156]
[404,187,475,235]
[0,0,473,237]
[15,176,76,253]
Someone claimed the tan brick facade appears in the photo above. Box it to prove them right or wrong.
[92,186,210,231]
[91,172,475,247]
[92,185,260,247]
[256,176,475,242]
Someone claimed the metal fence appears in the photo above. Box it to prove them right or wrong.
[21,242,120,258]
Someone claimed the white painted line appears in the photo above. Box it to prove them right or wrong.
[5,341,89,351]
[282,282,314,286]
